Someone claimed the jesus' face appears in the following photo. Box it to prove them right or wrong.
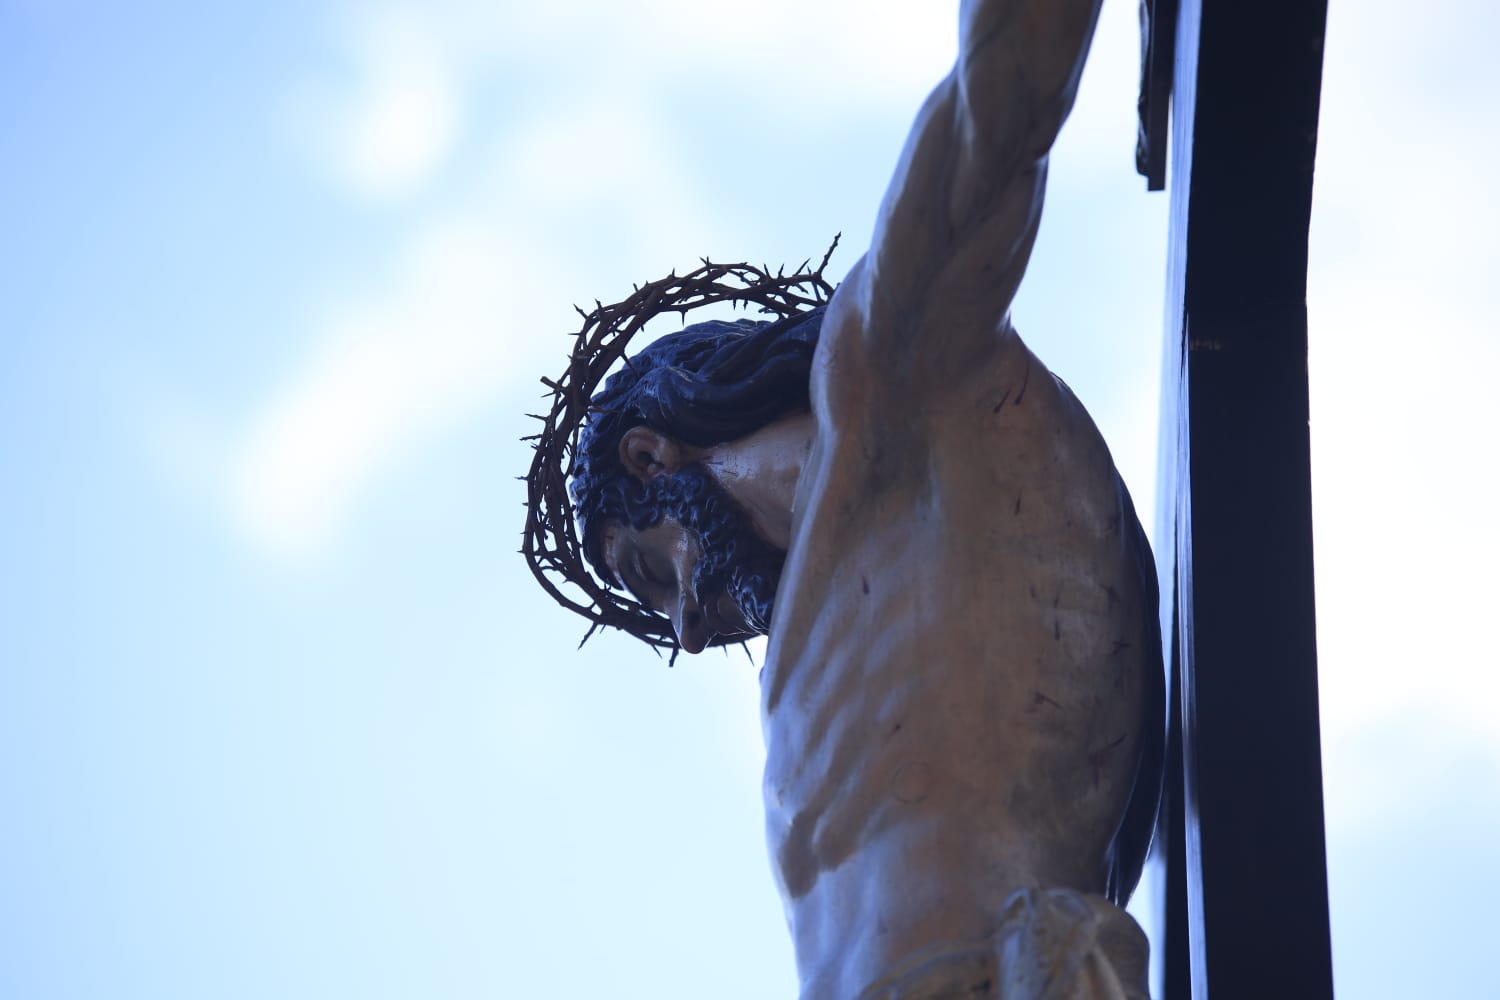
[599,465,784,653]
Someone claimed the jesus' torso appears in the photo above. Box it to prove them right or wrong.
[759,263,1154,1000]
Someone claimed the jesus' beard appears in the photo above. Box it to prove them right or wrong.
[637,464,785,638]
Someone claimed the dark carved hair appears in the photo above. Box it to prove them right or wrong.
[571,306,824,587]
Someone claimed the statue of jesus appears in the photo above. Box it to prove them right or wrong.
[526,1,1164,996]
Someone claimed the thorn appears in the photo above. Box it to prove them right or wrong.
[578,622,600,649]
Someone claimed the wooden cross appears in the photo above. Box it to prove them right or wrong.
[1138,1,1335,997]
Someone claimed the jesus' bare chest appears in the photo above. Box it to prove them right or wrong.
[757,334,1152,987]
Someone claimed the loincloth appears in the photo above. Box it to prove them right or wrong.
[856,889,1150,1000]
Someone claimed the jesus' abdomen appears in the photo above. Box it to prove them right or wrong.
[760,331,1155,1000]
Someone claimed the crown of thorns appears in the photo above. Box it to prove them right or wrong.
[521,238,839,656]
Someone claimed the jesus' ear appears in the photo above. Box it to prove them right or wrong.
[618,427,683,482]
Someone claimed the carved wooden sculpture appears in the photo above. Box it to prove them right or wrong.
[523,2,1164,996]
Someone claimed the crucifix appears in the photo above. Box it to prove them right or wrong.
[1138,0,1334,996]
[523,0,1335,996]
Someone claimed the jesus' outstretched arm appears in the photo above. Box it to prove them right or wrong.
[833,0,1103,380]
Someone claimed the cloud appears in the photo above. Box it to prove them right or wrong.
[291,7,460,200]
[1308,0,1500,773]
[229,221,550,560]
[488,95,733,269]
[308,0,954,137]
[236,60,741,562]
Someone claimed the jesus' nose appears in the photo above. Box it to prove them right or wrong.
[672,591,709,653]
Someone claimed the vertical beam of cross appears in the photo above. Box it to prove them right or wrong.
[1147,0,1335,996]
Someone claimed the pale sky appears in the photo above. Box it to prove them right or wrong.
[2,2,1496,998]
